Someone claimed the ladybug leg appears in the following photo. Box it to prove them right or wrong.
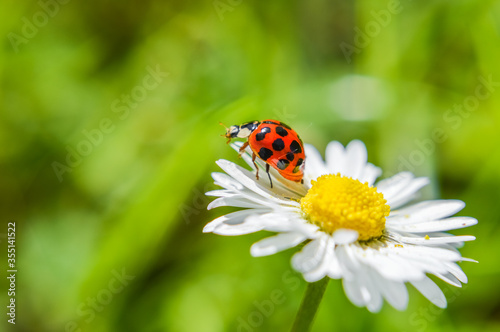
[238,141,249,157]
[265,163,273,188]
[252,152,260,180]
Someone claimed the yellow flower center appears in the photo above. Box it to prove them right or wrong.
[300,174,390,241]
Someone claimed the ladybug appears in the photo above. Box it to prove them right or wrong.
[222,119,305,187]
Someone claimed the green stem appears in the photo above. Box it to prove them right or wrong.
[291,277,330,332]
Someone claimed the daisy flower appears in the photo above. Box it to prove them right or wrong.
[203,140,476,313]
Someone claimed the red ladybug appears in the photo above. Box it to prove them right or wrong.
[222,119,305,187]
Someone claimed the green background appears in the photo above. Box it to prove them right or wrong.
[1,0,499,331]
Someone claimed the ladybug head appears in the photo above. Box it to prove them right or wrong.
[220,122,240,139]
[227,125,241,138]
[220,121,260,143]
[220,122,241,144]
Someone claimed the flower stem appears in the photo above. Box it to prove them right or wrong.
[291,277,330,332]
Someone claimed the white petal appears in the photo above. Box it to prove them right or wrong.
[212,172,244,191]
[343,279,368,307]
[373,274,408,311]
[327,252,343,279]
[389,200,466,224]
[387,177,430,209]
[395,234,476,245]
[336,245,361,280]
[361,267,384,313]
[325,141,346,175]
[444,262,468,283]
[395,256,449,277]
[358,163,382,186]
[349,241,464,282]
[292,237,328,275]
[437,243,462,252]
[460,257,478,263]
[302,237,337,282]
[207,196,266,210]
[332,229,359,244]
[203,209,261,233]
[213,220,266,236]
[342,140,368,180]
[205,189,235,197]
[360,248,425,281]
[304,144,328,179]
[338,248,382,311]
[244,212,318,236]
[391,244,463,262]
[420,232,468,248]
[411,277,447,309]
[367,294,383,312]
[435,272,462,287]
[207,184,298,210]
[387,217,478,233]
[376,172,429,209]
[250,232,307,257]
[376,172,414,198]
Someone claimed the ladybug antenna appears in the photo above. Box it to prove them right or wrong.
[219,122,232,143]
[219,122,228,137]
[219,122,229,130]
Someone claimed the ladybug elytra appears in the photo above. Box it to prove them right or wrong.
[222,119,305,187]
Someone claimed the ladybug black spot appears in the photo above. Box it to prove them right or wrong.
[292,165,300,173]
[258,147,273,161]
[255,127,271,141]
[296,158,304,166]
[290,140,302,154]
[272,138,285,151]
[286,152,295,161]
[275,126,288,137]
[277,159,290,170]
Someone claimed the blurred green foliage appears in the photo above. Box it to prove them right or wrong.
[1,0,500,331]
